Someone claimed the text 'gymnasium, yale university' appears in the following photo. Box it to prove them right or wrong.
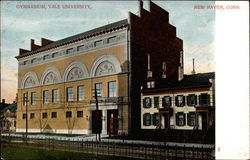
[15,1,215,138]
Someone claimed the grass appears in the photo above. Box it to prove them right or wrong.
[1,144,139,160]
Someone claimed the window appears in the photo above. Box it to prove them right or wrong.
[77,45,85,51]
[187,112,196,126]
[31,58,37,63]
[199,93,210,105]
[95,83,102,97]
[108,81,116,97]
[187,94,197,106]
[43,55,49,60]
[42,112,47,119]
[22,113,27,119]
[14,121,16,127]
[94,40,103,47]
[162,96,172,107]
[66,48,74,54]
[152,113,160,126]
[143,97,152,108]
[66,87,73,102]
[175,95,185,107]
[52,52,59,58]
[77,86,84,101]
[147,81,155,88]
[154,97,159,108]
[77,111,83,118]
[176,112,186,126]
[52,89,59,103]
[143,113,151,126]
[51,112,57,118]
[30,113,35,119]
[31,92,36,105]
[23,92,28,105]
[43,90,49,104]
[66,111,72,118]
[107,36,116,43]
[24,60,29,65]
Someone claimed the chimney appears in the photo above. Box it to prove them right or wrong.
[147,53,152,78]
[138,0,143,17]
[41,38,54,46]
[191,58,196,74]
[31,39,41,51]
[162,61,167,78]
[19,48,30,55]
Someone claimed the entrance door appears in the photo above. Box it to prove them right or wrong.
[201,112,207,130]
[164,114,169,130]
[107,109,118,135]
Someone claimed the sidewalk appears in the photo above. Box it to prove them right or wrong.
[1,133,215,149]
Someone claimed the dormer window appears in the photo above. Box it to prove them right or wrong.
[147,81,155,88]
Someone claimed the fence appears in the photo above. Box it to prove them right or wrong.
[1,135,215,160]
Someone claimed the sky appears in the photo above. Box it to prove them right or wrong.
[0,1,215,103]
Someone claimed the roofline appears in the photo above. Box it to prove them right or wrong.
[16,19,128,60]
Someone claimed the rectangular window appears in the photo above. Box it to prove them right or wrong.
[154,97,159,108]
[107,36,116,43]
[187,112,196,126]
[95,83,102,97]
[52,52,59,58]
[199,93,210,105]
[30,113,35,119]
[52,89,59,103]
[66,111,72,118]
[94,40,103,47]
[31,58,37,63]
[162,96,172,107]
[66,48,74,54]
[22,113,27,119]
[108,81,116,97]
[176,112,186,126]
[51,112,57,118]
[77,111,83,118]
[143,113,151,126]
[66,87,73,102]
[152,113,160,126]
[187,94,197,106]
[43,90,49,104]
[42,112,47,119]
[175,95,185,107]
[43,55,49,60]
[23,93,28,105]
[77,86,84,101]
[77,45,85,51]
[31,92,36,105]
[143,97,152,108]
[24,60,29,65]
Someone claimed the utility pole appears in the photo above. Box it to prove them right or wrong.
[25,92,28,144]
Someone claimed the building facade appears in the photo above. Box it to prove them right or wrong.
[141,73,215,134]
[15,1,183,135]
[0,103,17,132]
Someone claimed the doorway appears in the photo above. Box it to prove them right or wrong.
[107,109,118,135]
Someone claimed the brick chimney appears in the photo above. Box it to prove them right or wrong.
[41,38,54,46]
[31,39,41,51]
[138,0,143,17]
[19,48,30,55]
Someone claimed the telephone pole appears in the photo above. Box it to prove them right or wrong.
[25,92,28,143]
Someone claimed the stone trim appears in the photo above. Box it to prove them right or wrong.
[40,66,62,85]
[20,71,40,89]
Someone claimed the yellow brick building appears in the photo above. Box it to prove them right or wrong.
[16,20,129,134]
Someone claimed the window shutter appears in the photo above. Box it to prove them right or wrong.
[183,96,186,106]
[175,113,179,126]
[169,97,172,106]
[143,98,146,108]
[187,95,190,106]
[195,95,198,105]
[199,95,201,105]
[162,97,165,107]
[149,98,152,108]
[187,113,190,126]
[175,96,178,106]
[143,114,146,126]
[183,113,186,126]
[207,94,211,105]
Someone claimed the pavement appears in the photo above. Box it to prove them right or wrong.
[1,133,215,149]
